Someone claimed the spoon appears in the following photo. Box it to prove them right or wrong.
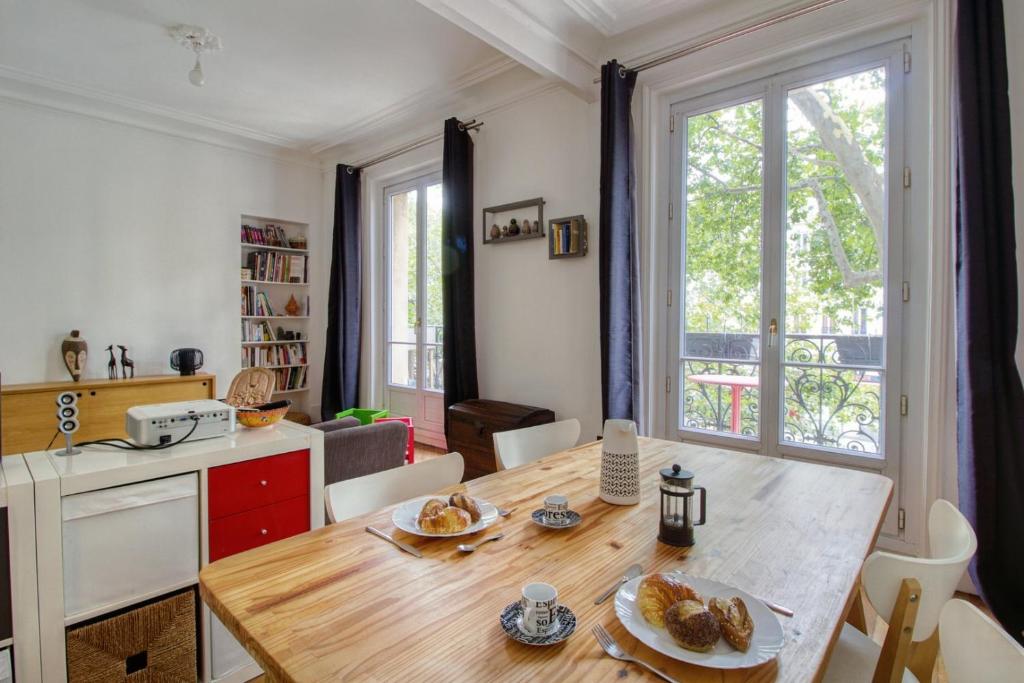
[498,506,518,517]
[458,533,505,552]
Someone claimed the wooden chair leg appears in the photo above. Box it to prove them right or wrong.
[907,628,940,682]
[847,582,870,635]
[872,578,922,683]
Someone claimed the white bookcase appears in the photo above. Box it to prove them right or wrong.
[240,215,310,405]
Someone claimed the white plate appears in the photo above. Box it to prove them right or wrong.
[392,496,499,537]
[614,572,784,669]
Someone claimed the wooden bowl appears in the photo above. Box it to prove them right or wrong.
[236,404,290,429]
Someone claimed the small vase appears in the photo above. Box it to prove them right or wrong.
[599,419,641,505]
[61,329,88,382]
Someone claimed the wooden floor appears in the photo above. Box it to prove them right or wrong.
[413,441,446,461]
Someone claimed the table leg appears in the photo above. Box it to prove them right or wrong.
[730,384,742,433]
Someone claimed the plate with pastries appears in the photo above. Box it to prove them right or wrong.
[392,493,500,537]
[613,572,784,669]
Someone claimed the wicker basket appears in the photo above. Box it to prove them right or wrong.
[66,589,197,682]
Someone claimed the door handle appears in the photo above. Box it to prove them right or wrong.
[768,318,778,348]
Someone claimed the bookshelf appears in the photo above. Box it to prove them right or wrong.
[240,215,310,400]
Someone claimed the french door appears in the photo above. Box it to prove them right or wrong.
[667,43,907,534]
[385,172,446,447]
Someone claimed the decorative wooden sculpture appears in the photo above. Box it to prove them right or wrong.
[224,368,276,407]
[61,330,88,382]
[118,345,135,379]
[285,295,301,317]
[105,345,118,380]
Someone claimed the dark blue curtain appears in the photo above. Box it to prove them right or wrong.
[442,118,479,435]
[955,0,1024,643]
[321,164,361,420]
[599,60,645,430]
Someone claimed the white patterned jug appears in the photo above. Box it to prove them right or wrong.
[599,419,641,505]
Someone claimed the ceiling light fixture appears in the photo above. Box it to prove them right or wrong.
[169,24,222,87]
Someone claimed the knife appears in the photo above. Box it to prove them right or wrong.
[365,526,423,558]
[595,563,644,604]
[757,596,795,617]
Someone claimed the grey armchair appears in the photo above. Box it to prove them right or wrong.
[311,418,409,486]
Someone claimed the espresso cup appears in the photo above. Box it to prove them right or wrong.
[520,582,558,636]
[544,494,569,525]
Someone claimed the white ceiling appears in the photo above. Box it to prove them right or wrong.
[0,0,510,151]
[0,0,810,155]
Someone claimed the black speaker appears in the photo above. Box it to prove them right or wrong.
[170,348,204,376]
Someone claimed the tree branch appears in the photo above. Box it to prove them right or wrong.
[805,179,881,288]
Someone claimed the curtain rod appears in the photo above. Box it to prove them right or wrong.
[593,0,849,83]
[347,120,483,172]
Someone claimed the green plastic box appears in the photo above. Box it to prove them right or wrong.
[335,408,389,425]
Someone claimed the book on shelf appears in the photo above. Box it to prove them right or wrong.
[241,319,277,342]
[241,223,292,248]
[569,219,580,253]
[240,343,308,368]
[241,286,276,316]
[273,365,308,392]
[245,251,306,283]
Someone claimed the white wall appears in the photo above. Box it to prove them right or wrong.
[0,99,323,410]
[472,88,603,441]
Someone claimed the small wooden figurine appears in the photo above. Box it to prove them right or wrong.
[285,294,302,317]
[490,224,500,239]
[105,345,118,379]
[118,345,135,379]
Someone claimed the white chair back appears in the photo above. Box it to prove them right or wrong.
[861,499,977,641]
[493,419,581,470]
[939,598,1024,683]
[325,452,465,524]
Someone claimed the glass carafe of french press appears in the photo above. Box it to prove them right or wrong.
[658,464,707,547]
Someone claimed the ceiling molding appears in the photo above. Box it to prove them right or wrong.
[0,65,319,168]
[0,65,301,149]
[561,0,617,35]
[307,54,518,154]
[418,0,599,101]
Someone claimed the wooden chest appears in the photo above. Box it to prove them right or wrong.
[448,399,555,480]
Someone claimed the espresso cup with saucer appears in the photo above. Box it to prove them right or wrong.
[520,582,559,636]
[544,494,569,526]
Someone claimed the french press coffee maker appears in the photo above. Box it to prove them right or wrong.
[658,464,707,547]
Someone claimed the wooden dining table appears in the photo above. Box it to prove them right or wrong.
[199,438,892,682]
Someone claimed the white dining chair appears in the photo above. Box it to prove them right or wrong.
[493,418,581,471]
[325,451,465,524]
[939,598,1024,682]
[823,499,978,683]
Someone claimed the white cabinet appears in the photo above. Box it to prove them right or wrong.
[61,474,199,619]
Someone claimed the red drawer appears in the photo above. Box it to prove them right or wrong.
[209,495,309,561]
[208,449,309,520]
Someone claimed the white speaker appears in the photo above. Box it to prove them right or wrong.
[55,391,80,454]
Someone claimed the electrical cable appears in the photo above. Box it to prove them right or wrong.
[73,416,202,451]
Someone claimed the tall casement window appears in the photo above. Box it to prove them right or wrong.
[667,42,909,534]
[385,172,446,445]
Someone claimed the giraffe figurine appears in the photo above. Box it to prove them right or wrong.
[105,345,118,379]
[118,345,135,379]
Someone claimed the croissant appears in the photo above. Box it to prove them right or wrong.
[637,574,704,628]
[709,597,754,652]
[417,498,448,528]
[419,506,471,534]
[449,493,482,522]
[665,600,721,652]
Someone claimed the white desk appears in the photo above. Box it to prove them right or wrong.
[0,455,42,682]
[25,421,325,683]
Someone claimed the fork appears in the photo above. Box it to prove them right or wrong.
[592,624,680,683]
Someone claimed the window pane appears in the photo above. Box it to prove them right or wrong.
[423,344,443,392]
[389,189,418,346]
[388,343,417,388]
[424,184,444,347]
[783,66,887,456]
[681,98,764,438]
